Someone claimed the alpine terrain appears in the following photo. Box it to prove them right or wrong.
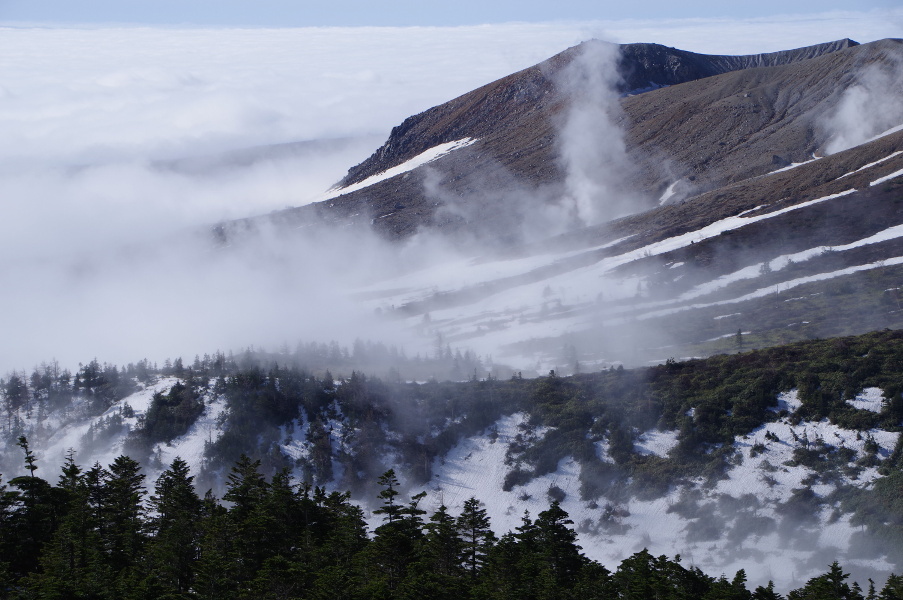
[3,37,903,596]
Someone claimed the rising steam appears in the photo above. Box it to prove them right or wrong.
[823,49,903,154]
[555,40,637,226]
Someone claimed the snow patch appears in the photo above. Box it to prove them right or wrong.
[870,167,903,186]
[320,138,477,200]
[773,390,802,413]
[38,376,182,472]
[633,429,679,457]
[838,150,903,179]
[847,387,884,413]
[658,180,681,205]
[768,158,819,175]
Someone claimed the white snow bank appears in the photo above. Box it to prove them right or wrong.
[38,376,181,473]
[658,180,681,205]
[612,190,856,268]
[768,158,819,175]
[677,222,903,302]
[637,254,903,322]
[864,122,903,145]
[838,151,903,179]
[772,389,802,413]
[871,167,903,186]
[154,390,227,473]
[634,429,680,457]
[320,138,476,201]
[418,409,902,593]
[847,387,885,413]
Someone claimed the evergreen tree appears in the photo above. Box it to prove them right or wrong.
[103,455,148,594]
[478,511,541,600]
[706,569,753,600]
[397,505,467,600]
[372,469,402,524]
[222,455,271,587]
[788,562,864,600]
[223,454,269,520]
[146,457,203,596]
[880,574,903,600]
[364,471,426,596]
[753,580,785,600]
[0,473,16,594]
[307,490,368,600]
[534,501,585,590]
[194,491,240,600]
[6,436,57,579]
[24,455,114,600]
[457,496,496,578]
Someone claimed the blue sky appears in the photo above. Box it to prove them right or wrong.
[2,0,901,27]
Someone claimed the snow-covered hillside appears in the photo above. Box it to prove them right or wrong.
[8,367,900,591]
[350,138,903,371]
[404,394,899,590]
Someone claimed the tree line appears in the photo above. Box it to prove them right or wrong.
[1,441,901,600]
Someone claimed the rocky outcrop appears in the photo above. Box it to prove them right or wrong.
[617,38,858,92]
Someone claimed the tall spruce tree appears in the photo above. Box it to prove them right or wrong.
[103,455,147,594]
[24,454,114,600]
[457,496,495,578]
[146,457,203,596]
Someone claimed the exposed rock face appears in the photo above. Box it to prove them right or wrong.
[616,38,859,94]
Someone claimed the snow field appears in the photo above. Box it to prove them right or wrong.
[871,167,903,186]
[847,387,885,412]
[356,189,862,368]
[838,150,903,179]
[412,390,900,590]
[39,376,182,475]
[153,387,228,476]
[773,389,803,412]
[633,429,680,456]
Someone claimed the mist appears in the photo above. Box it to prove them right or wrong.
[0,24,657,377]
[822,49,903,154]
[555,40,640,226]
[0,25,598,375]
[0,18,898,376]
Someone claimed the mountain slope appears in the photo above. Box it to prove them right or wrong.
[238,38,894,242]
[336,38,859,191]
[5,330,903,590]
[203,37,903,371]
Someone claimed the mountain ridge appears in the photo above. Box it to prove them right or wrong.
[337,38,860,190]
[234,37,899,244]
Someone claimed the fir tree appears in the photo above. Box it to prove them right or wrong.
[103,455,147,590]
[457,496,495,578]
[146,457,203,596]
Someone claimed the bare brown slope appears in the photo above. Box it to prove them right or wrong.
[235,38,897,243]
[338,38,858,188]
[623,38,903,198]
